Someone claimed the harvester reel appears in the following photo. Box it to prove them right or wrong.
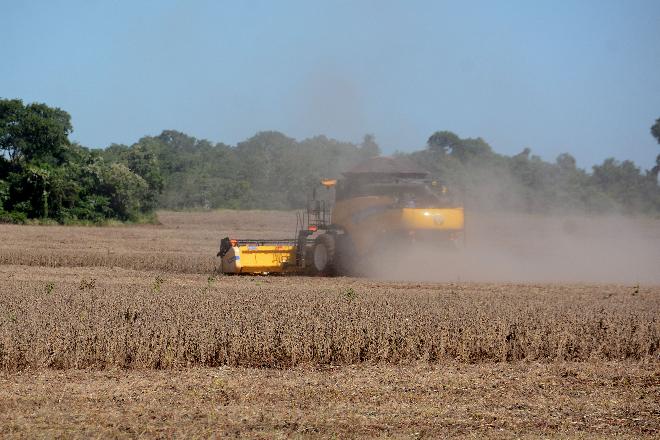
[312,234,336,275]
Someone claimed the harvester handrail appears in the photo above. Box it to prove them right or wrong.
[234,238,299,246]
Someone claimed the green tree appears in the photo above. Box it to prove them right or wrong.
[556,153,577,171]
[125,143,163,211]
[592,158,647,211]
[96,163,149,221]
[452,137,493,163]
[0,99,72,164]
[359,134,380,158]
[651,118,660,180]
[651,118,660,144]
[427,130,461,155]
[0,179,8,212]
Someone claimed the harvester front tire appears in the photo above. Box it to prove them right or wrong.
[312,234,336,276]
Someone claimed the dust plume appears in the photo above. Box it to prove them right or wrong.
[291,68,367,142]
[366,213,660,284]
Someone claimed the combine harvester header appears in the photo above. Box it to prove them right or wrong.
[217,238,301,274]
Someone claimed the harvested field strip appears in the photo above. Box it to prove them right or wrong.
[1,268,658,371]
[0,250,217,274]
[1,363,658,438]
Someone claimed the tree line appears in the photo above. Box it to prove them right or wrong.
[1,98,659,223]
[0,99,161,223]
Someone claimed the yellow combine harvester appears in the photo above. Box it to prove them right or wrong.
[217,157,464,276]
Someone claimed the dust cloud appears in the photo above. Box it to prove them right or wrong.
[365,214,660,284]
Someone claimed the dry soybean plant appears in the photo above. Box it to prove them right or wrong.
[0,275,657,372]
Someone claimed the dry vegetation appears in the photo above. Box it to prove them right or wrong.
[2,363,658,438]
[0,210,659,437]
[0,266,658,371]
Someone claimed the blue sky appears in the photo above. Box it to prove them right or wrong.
[3,0,659,168]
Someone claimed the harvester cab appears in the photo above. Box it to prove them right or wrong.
[217,157,465,276]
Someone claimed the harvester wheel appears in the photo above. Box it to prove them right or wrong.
[312,234,336,275]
